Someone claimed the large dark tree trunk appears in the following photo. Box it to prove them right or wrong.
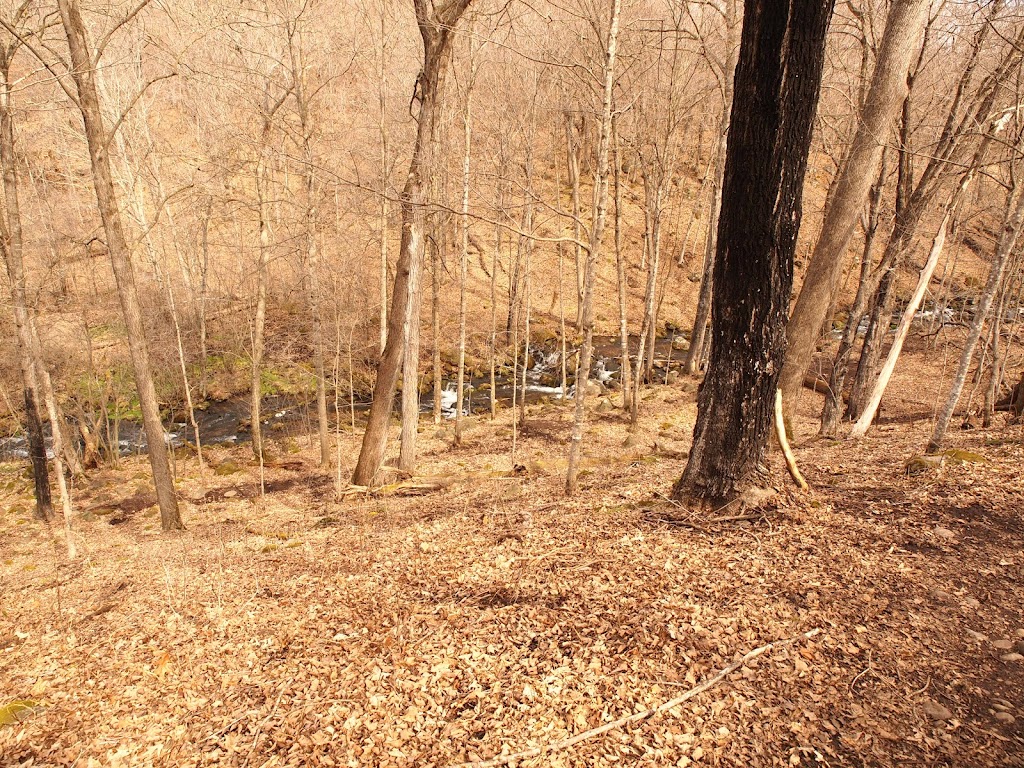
[672,0,833,506]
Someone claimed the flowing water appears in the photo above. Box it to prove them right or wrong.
[0,335,689,460]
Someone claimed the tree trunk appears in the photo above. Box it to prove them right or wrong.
[58,0,183,530]
[684,7,739,377]
[612,114,632,412]
[819,150,890,434]
[672,0,833,505]
[455,67,474,444]
[0,58,53,520]
[929,184,1024,452]
[566,113,584,331]
[489,171,502,420]
[850,208,949,437]
[399,236,423,472]
[250,152,271,470]
[288,35,330,467]
[431,233,443,424]
[352,0,471,485]
[566,0,620,496]
[779,0,929,431]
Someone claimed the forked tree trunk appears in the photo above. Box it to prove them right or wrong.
[58,0,183,530]
[778,0,929,431]
[352,0,471,486]
[672,0,833,505]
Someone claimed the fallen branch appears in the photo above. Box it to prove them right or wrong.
[774,389,808,490]
[454,628,822,768]
[339,477,453,499]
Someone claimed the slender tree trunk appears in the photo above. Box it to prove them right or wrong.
[287,36,330,466]
[820,155,889,435]
[199,197,211,400]
[399,239,423,471]
[566,0,620,496]
[779,0,929,430]
[378,9,390,356]
[0,60,52,520]
[566,114,584,331]
[673,0,833,505]
[250,151,271,471]
[684,12,738,377]
[58,0,183,530]
[850,208,950,437]
[929,184,1024,452]
[455,73,473,444]
[352,0,471,485]
[489,171,502,420]
[612,115,632,412]
[431,234,443,424]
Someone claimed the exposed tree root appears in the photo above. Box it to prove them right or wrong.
[775,389,808,490]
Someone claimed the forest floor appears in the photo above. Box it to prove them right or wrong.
[1,345,1023,768]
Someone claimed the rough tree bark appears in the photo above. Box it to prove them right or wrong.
[778,0,929,431]
[58,0,183,530]
[672,0,833,506]
[353,0,472,486]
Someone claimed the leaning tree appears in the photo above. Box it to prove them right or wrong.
[352,0,473,486]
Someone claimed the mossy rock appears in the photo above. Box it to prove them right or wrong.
[905,455,944,475]
[214,460,243,476]
[940,448,987,464]
[595,398,614,414]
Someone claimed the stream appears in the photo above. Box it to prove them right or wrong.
[0,335,689,461]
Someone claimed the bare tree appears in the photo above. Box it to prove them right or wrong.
[57,0,183,530]
[673,0,833,505]
[353,0,473,486]
[778,0,930,431]
[566,0,620,497]
[929,144,1024,451]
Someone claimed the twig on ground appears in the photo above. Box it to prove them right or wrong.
[241,688,286,767]
[453,628,823,768]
